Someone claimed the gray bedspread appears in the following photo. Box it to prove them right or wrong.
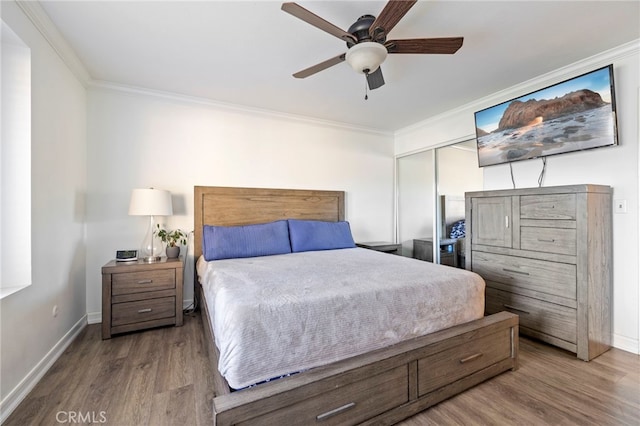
[197,247,485,389]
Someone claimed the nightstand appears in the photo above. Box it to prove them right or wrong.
[356,241,402,255]
[102,257,183,339]
[413,238,457,267]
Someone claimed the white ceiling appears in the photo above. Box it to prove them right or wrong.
[38,1,639,132]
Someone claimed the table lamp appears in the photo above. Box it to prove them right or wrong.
[128,188,173,262]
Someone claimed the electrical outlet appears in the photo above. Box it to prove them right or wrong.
[614,199,627,214]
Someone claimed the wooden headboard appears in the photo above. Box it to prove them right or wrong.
[193,186,345,259]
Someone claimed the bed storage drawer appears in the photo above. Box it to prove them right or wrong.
[485,287,576,344]
[417,328,512,396]
[111,296,176,326]
[472,251,576,301]
[239,366,408,426]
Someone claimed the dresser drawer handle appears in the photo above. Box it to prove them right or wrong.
[137,279,153,284]
[502,268,530,276]
[503,304,530,315]
[137,308,152,314]
[537,238,556,243]
[316,402,356,421]
[459,353,483,364]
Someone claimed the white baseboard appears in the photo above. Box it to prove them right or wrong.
[0,315,87,424]
[612,333,639,355]
[86,299,194,325]
[182,298,195,311]
[87,311,102,324]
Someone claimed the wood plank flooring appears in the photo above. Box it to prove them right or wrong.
[5,312,639,425]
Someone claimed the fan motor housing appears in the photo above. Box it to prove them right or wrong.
[347,14,385,47]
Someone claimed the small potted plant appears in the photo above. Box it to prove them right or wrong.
[155,225,187,259]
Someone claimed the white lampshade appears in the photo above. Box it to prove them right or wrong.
[128,188,173,216]
[345,42,388,74]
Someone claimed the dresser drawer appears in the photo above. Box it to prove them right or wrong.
[520,226,576,255]
[112,269,175,295]
[472,251,576,300]
[486,287,576,344]
[112,296,176,326]
[520,194,576,220]
[417,327,512,396]
[239,366,408,426]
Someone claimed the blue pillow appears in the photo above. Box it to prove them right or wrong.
[288,219,356,253]
[450,220,466,239]
[203,220,292,261]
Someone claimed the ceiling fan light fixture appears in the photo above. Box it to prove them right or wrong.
[345,42,388,74]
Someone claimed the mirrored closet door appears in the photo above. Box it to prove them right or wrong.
[435,141,483,267]
[397,150,434,258]
[396,139,483,267]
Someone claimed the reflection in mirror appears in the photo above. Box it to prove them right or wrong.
[396,139,483,267]
[397,150,434,258]
[436,140,483,267]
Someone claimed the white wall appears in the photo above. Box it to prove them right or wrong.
[0,0,87,416]
[437,143,484,197]
[85,86,395,317]
[395,41,640,354]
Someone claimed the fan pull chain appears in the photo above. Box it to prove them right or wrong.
[364,73,369,100]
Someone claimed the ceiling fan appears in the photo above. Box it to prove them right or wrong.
[281,0,464,92]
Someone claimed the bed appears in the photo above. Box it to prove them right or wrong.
[194,186,518,425]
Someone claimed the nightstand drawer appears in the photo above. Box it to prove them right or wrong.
[112,296,176,326]
[112,269,175,295]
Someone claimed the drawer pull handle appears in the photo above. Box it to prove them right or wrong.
[138,279,153,284]
[503,304,530,314]
[137,308,152,314]
[503,268,530,276]
[459,353,483,364]
[316,402,356,421]
[538,238,555,243]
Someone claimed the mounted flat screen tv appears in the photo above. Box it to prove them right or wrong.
[474,65,618,167]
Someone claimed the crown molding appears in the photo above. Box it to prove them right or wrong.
[15,0,90,85]
[396,39,640,139]
[89,80,394,137]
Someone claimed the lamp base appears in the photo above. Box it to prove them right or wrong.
[143,255,162,263]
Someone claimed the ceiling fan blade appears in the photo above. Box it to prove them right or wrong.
[367,67,385,90]
[282,3,356,44]
[293,53,346,79]
[369,0,417,38]
[386,37,464,54]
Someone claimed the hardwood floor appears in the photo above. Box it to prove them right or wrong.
[5,312,639,425]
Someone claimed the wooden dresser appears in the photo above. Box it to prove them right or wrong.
[465,184,612,360]
[102,257,183,339]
